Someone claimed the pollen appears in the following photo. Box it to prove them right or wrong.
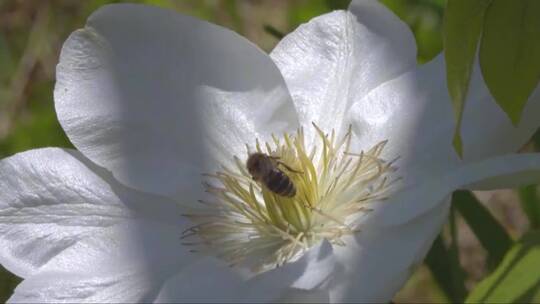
[182,124,400,272]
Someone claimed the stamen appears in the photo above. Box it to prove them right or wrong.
[184,124,399,272]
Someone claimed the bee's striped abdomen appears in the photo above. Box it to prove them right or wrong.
[264,169,296,197]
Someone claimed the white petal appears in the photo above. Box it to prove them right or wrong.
[55,4,297,198]
[270,1,416,142]
[459,153,540,190]
[10,269,157,303]
[460,59,540,161]
[349,54,540,182]
[348,0,417,58]
[347,54,458,183]
[329,200,450,303]
[154,257,247,303]
[275,289,329,303]
[332,154,540,303]
[247,240,336,292]
[9,222,194,303]
[0,148,189,279]
[344,55,540,233]
[155,241,335,302]
[367,153,540,228]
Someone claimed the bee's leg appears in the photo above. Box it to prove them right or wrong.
[268,156,304,174]
[277,161,303,174]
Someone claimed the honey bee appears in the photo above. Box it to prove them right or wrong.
[246,152,300,197]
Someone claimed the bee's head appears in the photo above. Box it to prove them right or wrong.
[246,153,272,179]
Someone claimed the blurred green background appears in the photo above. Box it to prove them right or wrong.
[0,0,538,303]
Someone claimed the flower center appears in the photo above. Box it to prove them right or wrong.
[183,124,399,272]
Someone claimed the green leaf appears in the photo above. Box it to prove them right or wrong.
[0,81,72,158]
[0,266,21,302]
[452,134,463,158]
[453,190,513,269]
[288,0,329,28]
[443,0,492,157]
[263,25,285,40]
[448,205,468,302]
[380,0,445,63]
[533,127,540,150]
[425,234,468,303]
[479,0,540,125]
[519,185,540,230]
[324,0,349,11]
[466,230,540,303]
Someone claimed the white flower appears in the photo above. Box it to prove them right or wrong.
[1,1,539,303]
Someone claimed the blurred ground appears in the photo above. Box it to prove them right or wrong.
[0,0,533,303]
